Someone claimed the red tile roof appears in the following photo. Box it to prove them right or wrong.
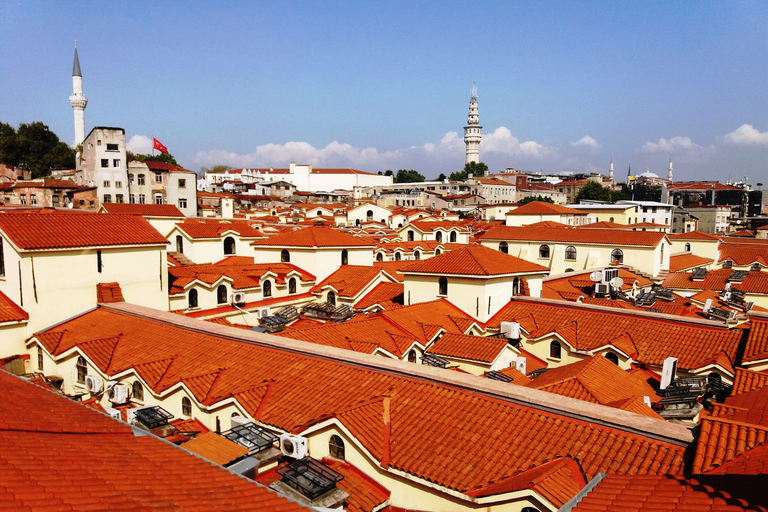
[718,243,768,266]
[373,260,423,281]
[100,203,185,217]
[667,181,742,191]
[32,306,688,494]
[693,414,768,474]
[667,230,722,240]
[487,298,744,372]
[479,225,667,246]
[399,244,549,276]
[493,365,531,384]
[731,367,768,396]
[355,282,405,310]
[96,282,124,303]
[169,261,314,294]
[427,333,510,364]
[0,369,309,511]
[175,218,267,239]
[663,269,768,294]
[506,201,586,215]
[180,431,249,465]
[669,253,714,272]
[543,268,652,302]
[568,473,768,511]
[321,458,390,512]
[0,290,27,323]
[0,213,168,250]
[311,265,389,298]
[251,226,375,248]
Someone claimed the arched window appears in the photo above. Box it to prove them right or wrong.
[288,277,297,294]
[395,252,401,261]
[263,280,272,297]
[435,249,441,256]
[708,372,722,386]
[435,231,443,243]
[366,210,373,222]
[611,249,623,264]
[565,268,574,272]
[660,243,664,264]
[513,277,520,296]
[414,250,420,260]
[449,231,457,243]
[132,381,144,401]
[521,508,541,512]
[549,340,562,359]
[76,356,87,384]
[438,277,448,295]
[217,285,227,304]
[408,350,417,363]
[565,246,577,260]
[539,245,550,258]
[281,249,290,262]
[182,397,192,417]
[408,230,415,242]
[223,236,236,255]
[684,243,691,252]
[341,249,348,266]
[609,217,614,223]
[376,252,383,262]
[188,289,198,309]
[327,291,336,306]
[605,352,619,365]
[176,235,183,253]
[499,241,508,254]
[329,434,345,460]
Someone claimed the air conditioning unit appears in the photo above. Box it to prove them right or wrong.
[258,307,270,319]
[514,356,527,375]
[702,298,713,315]
[660,356,678,390]
[279,433,308,459]
[230,292,246,305]
[85,375,104,394]
[109,383,131,405]
[602,268,619,283]
[500,321,521,340]
[594,283,610,296]
[104,407,122,421]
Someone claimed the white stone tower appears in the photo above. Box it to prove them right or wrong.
[667,155,673,182]
[69,41,87,147]
[609,156,614,180]
[464,83,482,165]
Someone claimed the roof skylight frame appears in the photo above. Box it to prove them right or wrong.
[134,406,174,430]
[221,423,279,453]
[276,457,344,500]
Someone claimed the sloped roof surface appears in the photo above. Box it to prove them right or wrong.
[32,307,687,492]
[718,243,768,265]
[479,225,666,246]
[311,265,386,297]
[0,290,27,323]
[669,253,714,272]
[0,370,309,511]
[399,244,549,276]
[180,431,249,465]
[667,230,722,240]
[251,226,375,247]
[0,213,168,250]
[100,203,185,217]
[175,219,266,239]
[663,269,768,293]
[506,201,586,215]
[355,282,405,310]
[427,333,510,364]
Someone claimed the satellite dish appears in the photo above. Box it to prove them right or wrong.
[610,277,624,289]
[590,271,602,282]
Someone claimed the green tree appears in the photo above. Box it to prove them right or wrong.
[127,152,179,166]
[574,181,613,203]
[394,169,425,183]
[0,122,75,178]
[518,195,555,205]
[383,169,394,177]
[437,173,446,181]
[450,161,488,181]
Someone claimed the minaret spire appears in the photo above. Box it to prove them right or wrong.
[667,154,673,182]
[609,156,614,180]
[463,82,482,165]
[69,41,87,147]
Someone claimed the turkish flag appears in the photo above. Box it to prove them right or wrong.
[153,137,169,155]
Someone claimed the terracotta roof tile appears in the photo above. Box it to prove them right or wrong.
[0,290,28,323]
[427,333,510,364]
[731,367,768,396]
[175,218,266,239]
[96,282,124,303]
[355,282,405,310]
[180,431,249,465]
[399,244,549,276]
[373,260,420,281]
[669,253,715,272]
[0,213,168,250]
[693,414,768,474]
[321,458,390,512]
[506,201,587,216]
[493,365,531,384]
[311,265,388,297]
[479,225,666,247]
[251,226,375,248]
[169,261,314,294]
[742,318,768,364]
[718,243,768,266]
[667,230,722,240]
[100,203,185,217]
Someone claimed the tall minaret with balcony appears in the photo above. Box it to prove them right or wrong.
[69,41,87,147]
[464,83,482,165]
[667,155,674,182]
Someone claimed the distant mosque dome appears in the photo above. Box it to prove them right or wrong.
[639,171,659,178]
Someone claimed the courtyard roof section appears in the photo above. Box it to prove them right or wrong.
[478,225,667,247]
[0,212,169,250]
[0,369,311,512]
[251,226,376,248]
[399,244,550,277]
[30,302,693,495]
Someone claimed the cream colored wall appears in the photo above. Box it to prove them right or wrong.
[577,206,635,224]
[348,204,391,226]
[305,424,553,511]
[168,227,256,264]
[480,239,668,277]
[0,245,168,333]
[484,204,518,221]
[522,335,589,369]
[669,239,718,262]
[252,246,372,282]
[0,322,29,358]
[147,217,184,238]
[505,213,575,227]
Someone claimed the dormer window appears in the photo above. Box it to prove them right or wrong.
[539,245,550,258]
[132,381,144,401]
[499,241,508,254]
[549,341,561,359]
[329,435,345,460]
[565,246,577,261]
[438,277,448,296]
[263,280,272,297]
[76,356,87,384]
[181,397,192,417]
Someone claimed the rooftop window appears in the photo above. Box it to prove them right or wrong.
[133,406,173,429]
[222,422,279,454]
[420,353,449,368]
[276,457,344,500]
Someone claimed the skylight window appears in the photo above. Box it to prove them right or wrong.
[276,457,344,500]
[222,423,278,453]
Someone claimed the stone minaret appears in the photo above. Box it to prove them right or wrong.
[609,156,614,180]
[69,42,87,147]
[667,155,673,182]
[464,83,482,165]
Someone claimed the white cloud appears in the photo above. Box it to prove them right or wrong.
[480,127,550,158]
[724,124,768,145]
[572,135,599,149]
[641,136,704,153]
[126,135,153,154]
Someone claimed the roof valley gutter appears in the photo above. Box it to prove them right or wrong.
[100,302,693,446]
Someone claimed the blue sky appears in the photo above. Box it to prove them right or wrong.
[1,1,766,182]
